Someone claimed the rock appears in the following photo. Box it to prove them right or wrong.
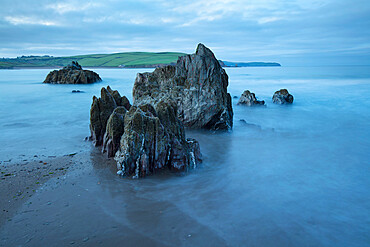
[102,107,127,157]
[233,96,238,99]
[237,90,265,106]
[89,87,131,146]
[44,61,102,84]
[90,86,201,177]
[106,86,131,110]
[132,43,233,130]
[239,119,262,130]
[272,89,294,104]
[186,138,202,167]
[114,99,202,178]
[72,90,83,93]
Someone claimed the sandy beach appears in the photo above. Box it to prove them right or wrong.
[0,148,229,246]
[0,153,81,226]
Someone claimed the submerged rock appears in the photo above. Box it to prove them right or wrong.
[90,87,131,147]
[272,89,294,104]
[237,90,265,106]
[44,61,101,84]
[239,119,262,130]
[133,43,233,130]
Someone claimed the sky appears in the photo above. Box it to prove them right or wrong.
[1,0,370,65]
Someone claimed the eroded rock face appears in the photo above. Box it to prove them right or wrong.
[89,86,201,177]
[272,89,294,104]
[102,107,127,158]
[237,90,265,106]
[90,86,131,147]
[44,61,102,84]
[114,99,201,178]
[133,43,233,130]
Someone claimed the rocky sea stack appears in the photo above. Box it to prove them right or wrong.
[89,43,233,177]
[272,89,294,104]
[237,90,265,106]
[90,87,201,178]
[133,43,233,130]
[44,61,101,84]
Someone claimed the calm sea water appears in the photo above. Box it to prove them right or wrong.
[0,66,369,246]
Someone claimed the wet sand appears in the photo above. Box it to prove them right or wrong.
[1,133,369,246]
[0,148,229,246]
[1,126,370,247]
[0,154,78,226]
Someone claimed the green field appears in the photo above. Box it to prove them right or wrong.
[0,52,187,69]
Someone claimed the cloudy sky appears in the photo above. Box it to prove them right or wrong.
[1,0,369,65]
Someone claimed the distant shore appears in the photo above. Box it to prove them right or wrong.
[1,52,280,69]
[0,64,282,70]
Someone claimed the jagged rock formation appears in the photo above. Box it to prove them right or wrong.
[237,90,265,106]
[44,61,101,84]
[90,86,131,147]
[89,44,233,178]
[133,43,233,130]
[89,87,202,178]
[115,99,201,177]
[272,89,294,104]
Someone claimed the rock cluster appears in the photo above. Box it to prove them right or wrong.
[89,44,236,178]
[115,100,202,177]
[237,90,265,106]
[133,43,233,130]
[44,61,101,84]
[272,89,294,104]
[90,87,202,178]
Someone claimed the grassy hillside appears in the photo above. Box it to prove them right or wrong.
[0,52,187,69]
[0,52,281,69]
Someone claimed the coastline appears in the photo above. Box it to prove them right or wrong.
[0,153,81,226]
[0,64,282,70]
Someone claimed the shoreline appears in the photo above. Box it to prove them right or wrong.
[0,65,283,70]
[0,153,80,226]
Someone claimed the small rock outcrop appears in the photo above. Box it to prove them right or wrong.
[237,90,265,106]
[272,89,294,104]
[90,86,131,147]
[133,43,233,130]
[44,61,101,84]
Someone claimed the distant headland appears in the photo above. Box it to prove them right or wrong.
[0,52,280,69]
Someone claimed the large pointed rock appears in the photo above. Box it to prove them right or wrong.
[133,43,233,130]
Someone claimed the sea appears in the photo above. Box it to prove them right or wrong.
[0,66,369,246]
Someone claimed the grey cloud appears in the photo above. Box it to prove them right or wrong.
[0,0,369,65]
